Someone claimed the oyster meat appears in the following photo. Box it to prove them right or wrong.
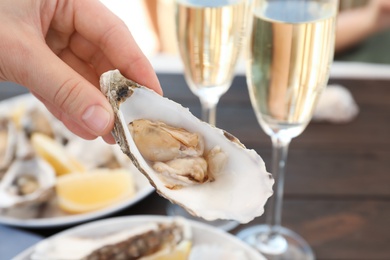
[100,70,274,223]
[129,119,215,188]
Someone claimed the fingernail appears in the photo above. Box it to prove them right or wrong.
[82,105,111,134]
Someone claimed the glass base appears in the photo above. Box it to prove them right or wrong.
[237,225,315,260]
[166,203,239,232]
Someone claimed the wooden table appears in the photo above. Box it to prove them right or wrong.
[2,74,390,259]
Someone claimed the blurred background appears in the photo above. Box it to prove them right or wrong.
[100,0,390,66]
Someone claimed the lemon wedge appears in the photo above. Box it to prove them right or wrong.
[56,168,135,213]
[11,103,26,129]
[30,133,85,176]
[155,240,192,260]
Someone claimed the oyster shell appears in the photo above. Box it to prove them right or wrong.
[31,218,191,260]
[100,69,274,223]
[0,117,17,175]
[65,137,122,170]
[0,157,55,208]
[20,104,55,138]
[0,130,55,208]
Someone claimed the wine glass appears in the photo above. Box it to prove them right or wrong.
[237,0,338,258]
[166,0,250,231]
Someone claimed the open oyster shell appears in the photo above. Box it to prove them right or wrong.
[0,156,55,208]
[100,69,274,223]
[0,129,56,209]
[31,218,191,260]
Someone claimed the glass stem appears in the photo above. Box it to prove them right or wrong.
[266,135,291,236]
[199,95,219,125]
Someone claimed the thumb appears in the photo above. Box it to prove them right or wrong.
[12,44,114,139]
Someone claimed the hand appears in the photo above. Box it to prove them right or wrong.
[0,0,162,143]
[336,0,390,53]
[367,0,390,32]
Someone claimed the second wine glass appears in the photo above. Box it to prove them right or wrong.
[237,0,338,258]
[166,0,250,230]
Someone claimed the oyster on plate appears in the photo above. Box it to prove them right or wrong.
[0,117,17,177]
[0,156,55,209]
[31,218,191,260]
[0,130,55,209]
[100,70,274,223]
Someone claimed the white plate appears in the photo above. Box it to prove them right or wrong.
[14,215,265,260]
[0,94,154,228]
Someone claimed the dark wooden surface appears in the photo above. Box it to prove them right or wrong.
[1,74,390,260]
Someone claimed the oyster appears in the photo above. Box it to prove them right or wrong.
[0,157,55,208]
[100,70,273,223]
[65,137,122,170]
[0,117,17,176]
[0,130,55,208]
[31,218,191,260]
[16,99,79,145]
[20,104,55,138]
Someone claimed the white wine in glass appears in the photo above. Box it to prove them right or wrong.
[175,0,249,125]
[166,0,249,231]
[237,0,338,258]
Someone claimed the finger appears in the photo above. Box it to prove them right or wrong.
[102,133,116,144]
[58,47,99,87]
[73,0,162,95]
[68,33,115,78]
[59,112,98,140]
[52,46,117,146]
[31,91,61,120]
[46,48,117,143]
[33,91,97,140]
[16,38,114,138]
